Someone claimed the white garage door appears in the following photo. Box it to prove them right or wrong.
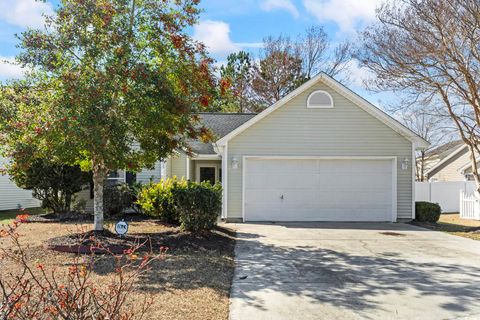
[244,158,395,222]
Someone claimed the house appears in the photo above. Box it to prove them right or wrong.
[0,157,40,211]
[77,162,163,212]
[164,73,429,222]
[425,141,475,182]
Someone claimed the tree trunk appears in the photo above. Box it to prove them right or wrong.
[92,159,107,231]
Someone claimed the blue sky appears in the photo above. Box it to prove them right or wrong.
[0,0,389,105]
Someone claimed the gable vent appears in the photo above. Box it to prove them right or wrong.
[307,90,334,109]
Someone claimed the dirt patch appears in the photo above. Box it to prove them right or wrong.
[412,213,480,241]
[379,231,406,237]
[0,221,236,320]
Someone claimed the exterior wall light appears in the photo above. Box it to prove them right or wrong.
[401,157,409,170]
[231,157,239,169]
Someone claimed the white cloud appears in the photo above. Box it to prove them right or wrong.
[0,0,53,29]
[193,20,240,56]
[261,0,299,18]
[303,0,381,32]
[0,57,24,81]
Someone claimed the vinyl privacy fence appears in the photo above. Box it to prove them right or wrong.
[415,181,477,213]
[459,190,480,220]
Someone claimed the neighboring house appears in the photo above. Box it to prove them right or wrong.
[164,73,429,222]
[0,157,40,211]
[426,141,476,182]
[416,140,463,181]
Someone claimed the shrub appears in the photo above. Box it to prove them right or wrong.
[103,183,135,216]
[415,201,441,222]
[0,221,156,319]
[9,159,91,214]
[175,181,222,232]
[137,178,222,231]
[136,178,180,223]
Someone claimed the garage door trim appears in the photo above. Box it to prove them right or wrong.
[242,156,397,222]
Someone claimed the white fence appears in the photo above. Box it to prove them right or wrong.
[459,190,480,220]
[415,181,477,213]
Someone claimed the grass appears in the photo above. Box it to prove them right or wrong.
[0,207,45,225]
[414,213,480,240]
[0,220,235,319]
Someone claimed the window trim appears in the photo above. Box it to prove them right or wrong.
[307,90,334,109]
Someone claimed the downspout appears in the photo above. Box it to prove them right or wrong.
[213,142,227,219]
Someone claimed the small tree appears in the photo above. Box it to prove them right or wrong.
[9,159,91,214]
[0,220,159,319]
[356,0,480,191]
[0,0,215,231]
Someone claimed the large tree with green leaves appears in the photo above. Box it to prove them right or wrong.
[0,0,215,231]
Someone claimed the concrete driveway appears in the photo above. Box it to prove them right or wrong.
[228,222,480,320]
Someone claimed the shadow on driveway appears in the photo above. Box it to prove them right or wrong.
[230,223,480,319]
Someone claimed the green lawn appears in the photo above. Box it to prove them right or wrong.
[0,207,45,225]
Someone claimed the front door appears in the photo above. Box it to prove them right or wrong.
[198,166,216,184]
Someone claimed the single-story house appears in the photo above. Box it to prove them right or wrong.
[425,142,476,182]
[417,140,463,181]
[164,73,430,222]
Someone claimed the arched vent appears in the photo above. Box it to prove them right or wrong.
[307,90,334,108]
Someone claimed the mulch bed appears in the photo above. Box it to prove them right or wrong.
[45,225,235,255]
[27,212,151,223]
[27,212,92,223]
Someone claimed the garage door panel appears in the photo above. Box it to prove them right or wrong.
[247,159,317,174]
[244,158,394,222]
[245,173,318,189]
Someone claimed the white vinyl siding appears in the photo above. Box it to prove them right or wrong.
[0,157,40,210]
[137,161,163,184]
[227,81,413,220]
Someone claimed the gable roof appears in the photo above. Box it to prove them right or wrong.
[188,113,257,154]
[216,73,430,149]
[425,144,469,177]
[424,139,463,159]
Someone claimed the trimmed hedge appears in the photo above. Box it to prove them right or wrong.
[415,201,441,222]
[103,183,136,216]
[137,178,222,231]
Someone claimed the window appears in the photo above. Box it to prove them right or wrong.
[196,164,221,184]
[307,90,334,108]
[106,170,126,186]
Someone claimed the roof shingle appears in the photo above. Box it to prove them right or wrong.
[188,113,257,154]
